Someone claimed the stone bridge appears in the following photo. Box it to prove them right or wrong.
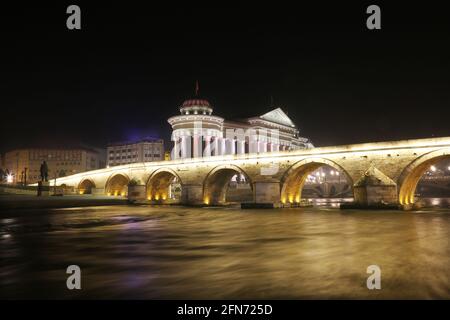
[50,136,450,209]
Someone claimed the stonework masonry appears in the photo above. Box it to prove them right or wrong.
[45,136,450,209]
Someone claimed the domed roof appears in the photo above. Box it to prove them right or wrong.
[179,81,214,115]
[181,98,211,109]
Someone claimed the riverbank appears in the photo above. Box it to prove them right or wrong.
[0,194,128,212]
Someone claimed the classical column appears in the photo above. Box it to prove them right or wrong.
[180,136,191,159]
[259,141,267,153]
[217,138,225,156]
[193,135,202,158]
[172,138,180,160]
[225,138,235,155]
[203,136,211,157]
[236,140,245,154]
[249,134,259,153]
[211,137,219,156]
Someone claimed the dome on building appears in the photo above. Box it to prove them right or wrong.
[179,81,213,115]
[179,97,213,115]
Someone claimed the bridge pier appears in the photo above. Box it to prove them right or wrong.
[343,167,399,209]
[243,180,282,208]
[180,184,204,205]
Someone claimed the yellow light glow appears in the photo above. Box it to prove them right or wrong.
[114,191,118,196]
[288,195,294,204]
[79,190,84,195]
[295,195,300,203]
[147,196,152,200]
[204,197,209,205]
[121,192,126,197]
[162,194,167,200]
[107,192,111,196]
[155,194,160,200]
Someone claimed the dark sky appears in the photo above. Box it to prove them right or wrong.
[1,2,450,153]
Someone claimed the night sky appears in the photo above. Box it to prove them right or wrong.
[2,2,450,154]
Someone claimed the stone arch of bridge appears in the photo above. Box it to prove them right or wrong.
[398,148,450,205]
[146,168,182,201]
[78,179,96,194]
[105,173,130,196]
[203,164,252,205]
[280,157,353,204]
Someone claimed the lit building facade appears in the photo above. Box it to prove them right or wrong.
[168,94,313,159]
[107,138,164,167]
[3,148,106,184]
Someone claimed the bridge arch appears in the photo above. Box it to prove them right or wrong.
[78,179,96,194]
[203,164,252,205]
[105,173,130,196]
[146,168,182,201]
[280,157,353,204]
[398,148,450,205]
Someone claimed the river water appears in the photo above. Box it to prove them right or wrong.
[1,201,450,299]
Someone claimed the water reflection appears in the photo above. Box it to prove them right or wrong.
[1,203,450,299]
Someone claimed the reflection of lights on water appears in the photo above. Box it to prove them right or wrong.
[431,198,441,206]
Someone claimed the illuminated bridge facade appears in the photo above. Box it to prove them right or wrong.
[51,137,450,209]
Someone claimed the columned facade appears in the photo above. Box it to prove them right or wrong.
[168,91,313,160]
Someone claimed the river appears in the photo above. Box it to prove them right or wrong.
[1,200,450,299]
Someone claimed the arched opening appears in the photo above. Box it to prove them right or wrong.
[146,169,182,203]
[398,150,450,206]
[78,179,95,195]
[203,165,252,205]
[105,174,129,196]
[281,158,353,206]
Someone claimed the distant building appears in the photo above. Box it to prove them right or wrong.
[107,138,164,167]
[3,147,106,185]
[168,89,313,159]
